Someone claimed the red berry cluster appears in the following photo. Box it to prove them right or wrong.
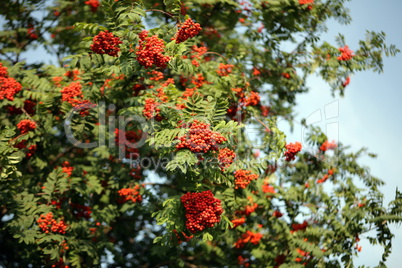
[27,27,38,39]
[90,30,122,57]
[115,128,142,160]
[234,231,263,248]
[61,82,95,116]
[299,0,314,4]
[136,30,171,69]
[295,248,311,263]
[51,199,62,209]
[181,190,223,233]
[143,98,162,120]
[337,45,354,61]
[17,119,36,134]
[26,145,37,158]
[115,128,142,148]
[231,217,246,228]
[234,169,259,189]
[61,161,74,177]
[218,148,236,171]
[64,69,80,81]
[244,91,260,106]
[71,203,92,219]
[118,185,142,203]
[217,63,234,76]
[238,255,250,267]
[191,45,208,60]
[148,70,164,81]
[0,63,7,78]
[176,120,227,153]
[37,212,67,234]
[317,168,334,184]
[290,220,308,234]
[0,64,22,101]
[14,140,37,158]
[51,258,70,268]
[299,0,314,10]
[319,140,337,151]
[85,0,100,12]
[262,182,276,194]
[7,100,36,115]
[252,67,261,76]
[237,202,258,216]
[284,142,302,161]
[61,82,85,106]
[174,18,202,43]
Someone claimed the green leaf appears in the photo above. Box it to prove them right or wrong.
[202,232,213,242]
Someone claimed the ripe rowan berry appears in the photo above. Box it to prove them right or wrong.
[118,185,142,203]
[176,120,227,153]
[61,161,74,177]
[174,18,202,43]
[85,0,100,12]
[136,30,170,69]
[234,231,263,248]
[284,142,302,161]
[244,91,260,106]
[0,63,8,78]
[90,30,122,57]
[218,148,236,171]
[143,98,161,119]
[262,182,276,194]
[290,220,308,233]
[337,45,354,61]
[319,140,337,151]
[231,217,246,228]
[181,190,223,233]
[237,201,258,216]
[217,63,234,76]
[17,119,36,134]
[234,169,259,189]
[238,255,250,267]
[37,212,67,234]
[0,76,22,101]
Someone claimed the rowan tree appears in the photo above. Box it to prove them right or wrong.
[1,0,402,267]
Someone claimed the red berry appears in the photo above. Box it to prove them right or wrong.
[17,119,36,134]
[234,170,259,189]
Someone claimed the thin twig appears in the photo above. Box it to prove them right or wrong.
[145,9,175,19]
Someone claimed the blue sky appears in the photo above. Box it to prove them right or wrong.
[15,0,402,266]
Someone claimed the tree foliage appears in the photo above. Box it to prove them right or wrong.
[0,0,401,267]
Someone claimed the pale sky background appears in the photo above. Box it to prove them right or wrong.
[14,0,402,266]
